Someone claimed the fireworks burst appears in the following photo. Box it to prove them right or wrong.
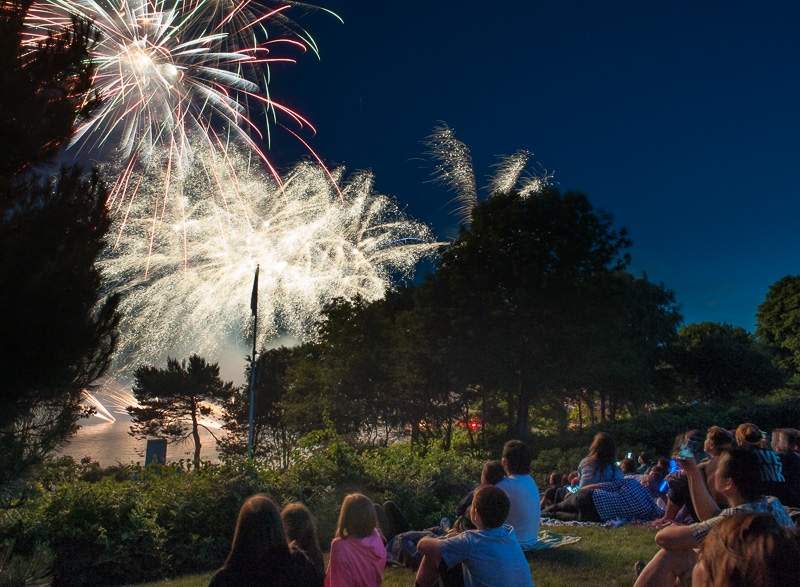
[100,145,442,373]
[426,124,554,223]
[25,0,336,254]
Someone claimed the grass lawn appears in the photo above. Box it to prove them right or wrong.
[135,524,659,587]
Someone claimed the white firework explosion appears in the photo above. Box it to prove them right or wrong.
[100,145,442,373]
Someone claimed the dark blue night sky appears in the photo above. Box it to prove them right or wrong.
[267,1,800,330]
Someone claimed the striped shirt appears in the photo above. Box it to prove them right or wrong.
[689,496,794,542]
[751,447,785,483]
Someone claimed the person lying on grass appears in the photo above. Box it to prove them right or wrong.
[633,447,795,587]
[414,485,534,587]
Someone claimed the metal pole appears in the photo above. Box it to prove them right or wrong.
[247,310,257,459]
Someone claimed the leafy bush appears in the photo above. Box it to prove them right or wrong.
[2,434,483,585]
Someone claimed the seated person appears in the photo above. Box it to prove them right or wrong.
[325,493,387,587]
[456,460,506,519]
[736,423,793,505]
[633,448,795,587]
[496,440,541,549]
[620,458,638,477]
[210,494,323,587]
[637,452,651,475]
[652,427,732,528]
[771,428,800,507]
[540,472,565,509]
[577,432,624,487]
[282,502,325,577]
[552,439,665,525]
[415,485,534,587]
[692,513,800,587]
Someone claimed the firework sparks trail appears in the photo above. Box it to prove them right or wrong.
[426,125,555,221]
[100,145,443,374]
[81,389,117,422]
[24,0,338,258]
[82,386,225,428]
[426,124,478,225]
[491,149,529,194]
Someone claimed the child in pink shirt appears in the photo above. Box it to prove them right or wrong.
[325,493,386,587]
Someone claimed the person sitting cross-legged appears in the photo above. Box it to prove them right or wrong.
[414,485,535,587]
[633,447,795,587]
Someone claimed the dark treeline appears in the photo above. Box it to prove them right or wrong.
[215,188,793,466]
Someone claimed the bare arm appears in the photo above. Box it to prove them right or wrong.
[417,537,443,561]
[681,460,720,521]
[654,523,700,551]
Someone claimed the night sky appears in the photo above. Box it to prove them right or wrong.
[266,1,800,331]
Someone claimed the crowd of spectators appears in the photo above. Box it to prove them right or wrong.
[208,425,800,587]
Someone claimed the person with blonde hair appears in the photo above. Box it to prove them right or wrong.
[325,493,386,587]
[692,513,800,586]
[210,494,323,587]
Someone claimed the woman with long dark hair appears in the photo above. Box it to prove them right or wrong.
[282,502,325,576]
[577,432,623,487]
[210,494,323,587]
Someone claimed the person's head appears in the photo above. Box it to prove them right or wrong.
[620,458,637,474]
[480,460,506,485]
[501,440,532,475]
[645,464,666,486]
[281,502,322,563]
[588,432,616,466]
[706,426,735,456]
[638,452,648,465]
[225,494,287,569]
[547,471,561,486]
[656,457,670,470]
[711,448,762,504]
[693,513,800,587]
[735,423,763,448]
[334,493,377,539]
[568,471,579,486]
[469,485,510,530]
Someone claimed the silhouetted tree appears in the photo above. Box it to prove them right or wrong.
[0,1,117,496]
[430,188,631,439]
[671,322,784,400]
[219,346,303,468]
[128,355,234,470]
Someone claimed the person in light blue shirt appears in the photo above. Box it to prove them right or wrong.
[415,485,535,587]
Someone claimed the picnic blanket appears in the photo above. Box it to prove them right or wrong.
[522,530,582,551]
[541,516,634,528]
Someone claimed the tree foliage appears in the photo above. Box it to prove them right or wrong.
[129,356,234,470]
[0,1,118,494]
[756,275,800,373]
[669,322,784,400]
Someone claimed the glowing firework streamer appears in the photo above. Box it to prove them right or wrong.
[491,150,530,194]
[427,125,555,219]
[81,389,117,422]
[100,145,443,374]
[426,124,478,225]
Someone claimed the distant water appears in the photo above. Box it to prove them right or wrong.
[60,416,220,466]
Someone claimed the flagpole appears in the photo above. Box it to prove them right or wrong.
[247,265,259,460]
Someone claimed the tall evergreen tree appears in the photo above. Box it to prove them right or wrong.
[0,0,118,494]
